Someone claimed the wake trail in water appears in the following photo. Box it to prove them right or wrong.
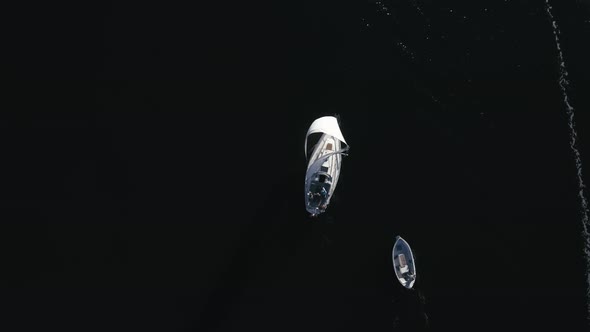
[409,0,425,17]
[545,0,590,320]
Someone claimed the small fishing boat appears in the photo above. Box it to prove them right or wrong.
[392,236,417,289]
[304,116,349,217]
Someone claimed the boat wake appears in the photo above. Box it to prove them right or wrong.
[391,289,430,331]
[545,0,590,319]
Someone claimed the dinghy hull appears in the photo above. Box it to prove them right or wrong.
[392,236,417,289]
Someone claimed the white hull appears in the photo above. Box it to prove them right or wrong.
[392,236,417,289]
[304,116,349,216]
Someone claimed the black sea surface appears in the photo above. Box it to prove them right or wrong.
[2,0,590,331]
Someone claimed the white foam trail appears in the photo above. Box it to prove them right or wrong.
[374,1,391,16]
[545,0,590,320]
[396,41,416,60]
[409,0,425,17]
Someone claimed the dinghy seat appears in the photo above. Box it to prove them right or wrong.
[398,254,410,274]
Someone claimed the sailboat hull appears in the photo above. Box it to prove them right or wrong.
[304,116,349,216]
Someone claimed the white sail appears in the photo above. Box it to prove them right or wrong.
[304,116,349,216]
[305,116,348,158]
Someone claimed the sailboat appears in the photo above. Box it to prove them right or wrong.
[392,236,417,289]
[304,116,349,217]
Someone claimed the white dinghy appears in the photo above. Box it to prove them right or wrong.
[392,236,417,289]
[304,116,349,217]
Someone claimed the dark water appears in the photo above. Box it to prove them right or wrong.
[3,1,590,331]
